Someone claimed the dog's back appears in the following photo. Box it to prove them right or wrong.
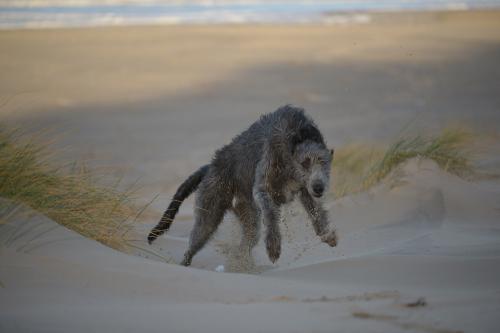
[209,105,325,197]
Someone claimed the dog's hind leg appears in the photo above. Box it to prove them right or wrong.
[180,179,231,266]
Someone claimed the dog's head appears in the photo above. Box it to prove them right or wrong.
[293,141,334,199]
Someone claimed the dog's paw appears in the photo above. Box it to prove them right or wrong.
[180,254,192,266]
[266,232,281,263]
[320,230,338,247]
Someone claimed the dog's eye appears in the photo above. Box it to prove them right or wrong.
[301,158,311,169]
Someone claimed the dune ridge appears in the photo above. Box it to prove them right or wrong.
[2,157,500,332]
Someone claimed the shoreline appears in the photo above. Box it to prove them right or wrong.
[0,8,499,31]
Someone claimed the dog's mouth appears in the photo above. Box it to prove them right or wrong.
[312,192,323,198]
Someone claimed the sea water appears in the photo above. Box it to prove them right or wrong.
[1,0,499,29]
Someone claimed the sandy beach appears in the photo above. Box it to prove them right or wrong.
[1,10,500,332]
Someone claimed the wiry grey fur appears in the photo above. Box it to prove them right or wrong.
[148,105,337,266]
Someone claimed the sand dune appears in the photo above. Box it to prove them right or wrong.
[141,160,500,271]
[2,158,500,332]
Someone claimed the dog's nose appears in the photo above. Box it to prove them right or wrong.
[312,183,324,197]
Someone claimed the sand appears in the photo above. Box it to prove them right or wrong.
[1,10,500,332]
[2,159,500,332]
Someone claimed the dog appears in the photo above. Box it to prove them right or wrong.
[148,105,337,266]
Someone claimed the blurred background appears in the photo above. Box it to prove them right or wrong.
[1,0,500,28]
[1,1,499,212]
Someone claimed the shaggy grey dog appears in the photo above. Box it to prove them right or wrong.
[148,105,337,266]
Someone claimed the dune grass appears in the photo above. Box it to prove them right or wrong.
[0,126,139,250]
[332,128,473,198]
[330,144,385,198]
[0,122,474,250]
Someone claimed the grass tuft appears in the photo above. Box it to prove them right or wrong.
[331,144,384,198]
[0,126,139,250]
[332,128,473,198]
[0,124,474,247]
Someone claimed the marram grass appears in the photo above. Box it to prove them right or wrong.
[0,127,138,250]
[332,128,473,198]
[0,124,474,248]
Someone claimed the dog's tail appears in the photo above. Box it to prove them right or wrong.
[148,164,210,244]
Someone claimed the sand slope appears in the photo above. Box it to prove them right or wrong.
[2,159,500,332]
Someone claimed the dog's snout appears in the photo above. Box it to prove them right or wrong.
[312,182,324,197]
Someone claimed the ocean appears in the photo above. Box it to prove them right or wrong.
[1,0,500,29]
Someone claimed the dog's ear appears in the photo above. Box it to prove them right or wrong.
[290,124,324,153]
[300,124,323,144]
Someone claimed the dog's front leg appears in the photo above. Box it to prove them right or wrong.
[253,162,282,263]
[254,186,281,263]
[299,188,337,247]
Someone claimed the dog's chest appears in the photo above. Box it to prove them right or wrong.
[279,181,301,204]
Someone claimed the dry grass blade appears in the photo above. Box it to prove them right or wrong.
[332,128,473,198]
[0,125,141,251]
